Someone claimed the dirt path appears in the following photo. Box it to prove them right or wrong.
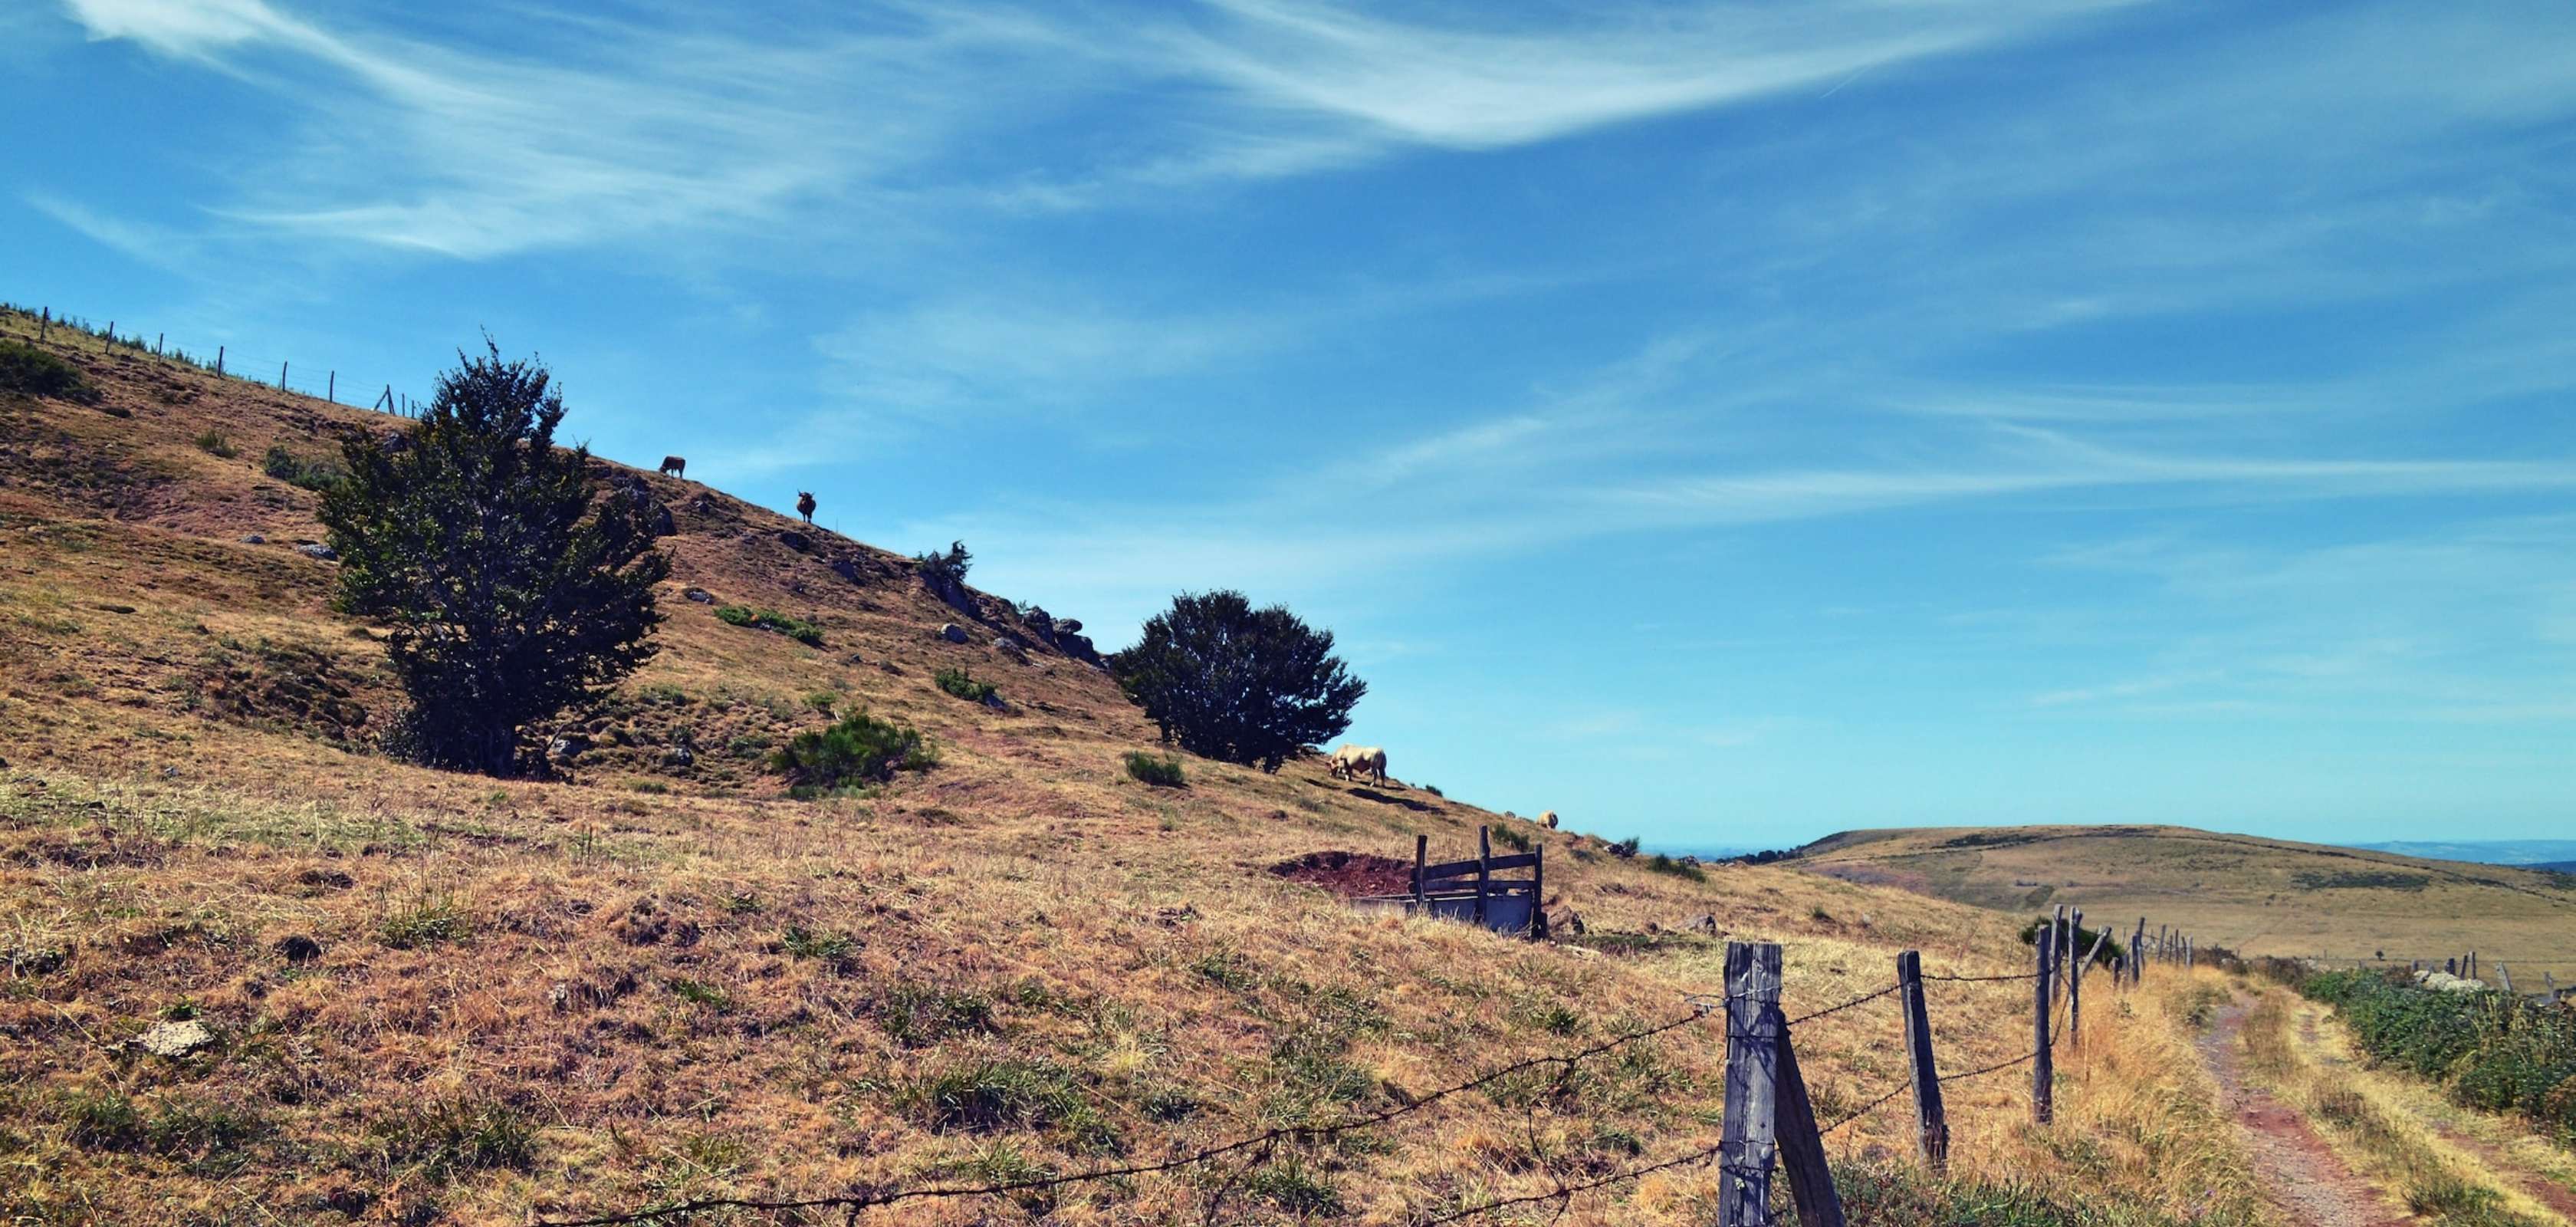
[2198,995,2412,1227]
[2298,1014,2576,1224]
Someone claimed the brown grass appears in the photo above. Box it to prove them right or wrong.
[1,307,2266,1225]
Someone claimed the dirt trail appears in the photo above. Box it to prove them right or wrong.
[2298,1014,2576,1224]
[2198,995,2413,1227]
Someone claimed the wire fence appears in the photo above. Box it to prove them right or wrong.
[534,929,2134,1227]
[2,301,430,416]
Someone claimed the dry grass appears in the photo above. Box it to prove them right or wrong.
[2,307,2269,1225]
[2236,984,2565,1226]
[1800,826,2576,985]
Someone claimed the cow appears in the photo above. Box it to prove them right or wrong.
[796,491,816,524]
[1541,810,1559,829]
[659,456,685,478]
[1328,745,1388,784]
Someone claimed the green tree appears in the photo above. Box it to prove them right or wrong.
[320,341,669,775]
[1109,590,1364,772]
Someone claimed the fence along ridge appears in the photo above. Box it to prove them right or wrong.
[5,302,428,416]
[542,911,2196,1227]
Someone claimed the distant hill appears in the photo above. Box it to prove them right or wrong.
[2351,839,2576,866]
[1794,824,2576,983]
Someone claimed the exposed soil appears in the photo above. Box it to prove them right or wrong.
[1269,850,1414,897]
[2200,995,2413,1227]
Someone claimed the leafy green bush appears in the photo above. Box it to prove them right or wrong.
[772,710,934,791]
[2016,917,2128,965]
[2302,969,2576,1143]
[0,340,97,403]
[1122,751,1185,787]
[935,666,997,703]
[1607,836,1641,858]
[1110,590,1364,772]
[714,604,823,646]
[261,443,345,492]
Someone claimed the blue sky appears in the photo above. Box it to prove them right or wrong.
[7,0,2574,848]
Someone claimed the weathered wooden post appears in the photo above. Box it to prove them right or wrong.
[1773,1014,1848,1227]
[2033,923,2055,1123]
[215,344,224,377]
[279,360,288,390]
[1720,941,1783,1227]
[1474,825,1492,929]
[1411,834,1428,913]
[2131,918,2147,985]
[2185,938,2194,972]
[1897,951,1948,1173]
[1528,844,1546,939]
[2447,958,2458,976]
[2499,963,2514,995]
[327,370,336,403]
[2072,927,2108,1048]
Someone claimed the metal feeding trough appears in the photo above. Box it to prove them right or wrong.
[1354,826,1544,938]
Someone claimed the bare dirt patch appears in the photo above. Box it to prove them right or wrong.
[2201,995,2413,1227]
[1269,850,1414,897]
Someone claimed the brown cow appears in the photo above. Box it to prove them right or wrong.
[796,491,816,524]
[659,456,685,478]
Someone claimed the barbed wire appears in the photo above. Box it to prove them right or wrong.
[536,1004,1716,1227]
[1923,969,2043,983]
[1939,1048,2039,1085]
[1819,1075,1914,1136]
[1408,1137,1733,1226]
[1784,979,1903,1028]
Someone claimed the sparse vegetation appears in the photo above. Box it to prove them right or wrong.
[935,666,997,703]
[2294,870,2433,892]
[914,539,972,604]
[1644,853,1705,882]
[320,340,669,775]
[1122,750,1185,787]
[772,709,935,791]
[192,429,236,458]
[0,339,98,403]
[1109,590,1365,772]
[261,442,345,492]
[715,604,824,646]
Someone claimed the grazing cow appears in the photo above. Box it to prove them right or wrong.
[1328,745,1388,784]
[659,456,685,478]
[796,491,816,524]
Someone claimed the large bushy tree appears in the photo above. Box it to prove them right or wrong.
[321,341,669,775]
[1109,590,1365,772]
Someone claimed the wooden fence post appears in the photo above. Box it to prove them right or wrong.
[1773,1018,1848,1227]
[155,332,163,355]
[2185,938,2194,972]
[328,370,336,403]
[2131,918,2147,985]
[2032,923,2055,1124]
[1528,844,1545,939]
[1474,826,1492,929]
[2499,963,2513,995]
[215,344,224,377]
[1897,951,1948,1173]
[279,360,288,390]
[1720,941,1783,1227]
[1411,834,1428,913]
[2072,928,2108,1048]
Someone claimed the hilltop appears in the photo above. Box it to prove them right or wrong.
[1795,824,2576,987]
[1,309,2262,1225]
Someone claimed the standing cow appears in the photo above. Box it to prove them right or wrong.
[659,456,686,478]
[1327,745,1388,784]
[796,491,816,524]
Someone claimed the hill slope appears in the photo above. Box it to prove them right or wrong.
[1,309,2262,1225]
[1798,824,2576,985]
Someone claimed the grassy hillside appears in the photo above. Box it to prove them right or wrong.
[1797,824,2576,986]
[2,309,2263,1225]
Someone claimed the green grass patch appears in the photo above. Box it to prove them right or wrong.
[1122,751,1185,787]
[773,710,935,792]
[935,666,997,703]
[714,604,824,646]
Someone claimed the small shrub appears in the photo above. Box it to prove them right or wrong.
[1122,751,1185,787]
[780,926,855,961]
[373,1096,535,1180]
[914,540,972,598]
[803,689,837,714]
[935,666,997,703]
[714,604,824,647]
[0,340,98,403]
[62,1090,145,1150]
[897,1058,1113,1150]
[1491,825,1532,852]
[380,893,469,948]
[1607,836,1641,859]
[1644,854,1705,882]
[1246,1155,1344,1215]
[1420,782,1443,797]
[876,982,998,1047]
[669,977,734,1012]
[260,443,344,492]
[772,710,935,791]
[192,429,237,458]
